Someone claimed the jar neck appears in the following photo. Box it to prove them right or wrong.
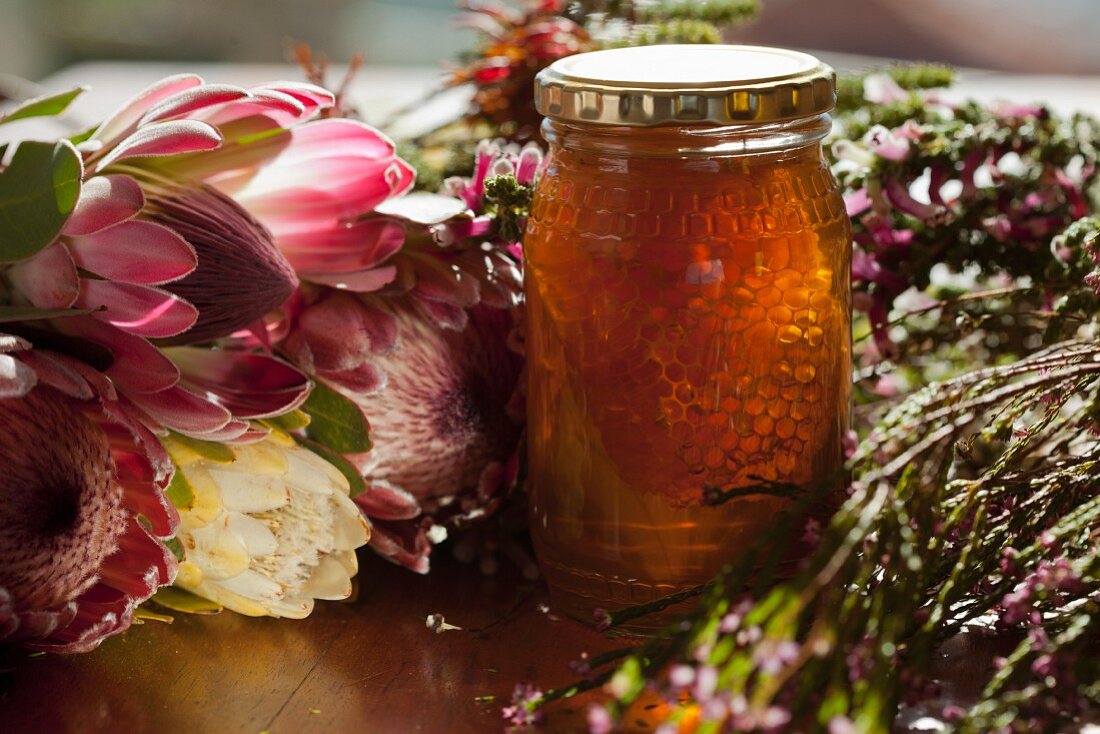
[541,113,832,158]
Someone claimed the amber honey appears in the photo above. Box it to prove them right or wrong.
[526,46,851,629]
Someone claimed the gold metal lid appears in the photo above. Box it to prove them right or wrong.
[534,44,836,126]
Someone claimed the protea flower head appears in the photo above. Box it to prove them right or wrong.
[0,385,177,652]
[165,432,369,618]
[0,74,409,441]
[281,292,523,573]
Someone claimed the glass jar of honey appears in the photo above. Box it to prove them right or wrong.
[525,45,851,629]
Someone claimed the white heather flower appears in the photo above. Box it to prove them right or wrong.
[165,433,369,618]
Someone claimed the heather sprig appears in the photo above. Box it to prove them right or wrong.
[523,340,1100,732]
[832,75,1100,357]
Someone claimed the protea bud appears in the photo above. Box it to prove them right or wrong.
[0,387,177,651]
[166,433,369,618]
[141,178,299,344]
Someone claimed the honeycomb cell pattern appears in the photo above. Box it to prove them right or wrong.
[526,141,851,620]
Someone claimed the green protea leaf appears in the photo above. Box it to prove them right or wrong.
[301,380,372,454]
[0,140,82,263]
[0,86,86,125]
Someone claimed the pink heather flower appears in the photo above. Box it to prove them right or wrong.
[586,704,613,734]
[281,292,523,573]
[753,639,801,675]
[828,715,858,734]
[0,383,177,652]
[668,664,696,688]
[592,607,612,632]
[801,517,823,548]
[863,73,910,105]
[863,124,912,162]
[502,682,543,728]
[694,665,719,701]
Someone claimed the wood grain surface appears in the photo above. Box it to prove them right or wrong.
[0,549,1059,734]
[0,550,618,734]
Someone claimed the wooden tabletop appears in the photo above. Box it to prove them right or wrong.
[0,546,1067,734]
[0,550,623,734]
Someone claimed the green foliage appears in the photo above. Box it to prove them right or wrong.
[0,87,86,126]
[0,140,82,263]
[260,409,312,432]
[165,470,196,510]
[150,587,223,615]
[300,380,372,454]
[576,0,759,25]
[483,173,533,243]
[0,305,100,323]
[622,18,724,46]
[835,63,955,115]
[168,432,236,463]
[635,0,760,24]
[397,141,444,193]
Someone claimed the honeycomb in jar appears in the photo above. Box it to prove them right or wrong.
[526,150,850,506]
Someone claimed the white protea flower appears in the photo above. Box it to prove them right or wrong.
[164,433,369,618]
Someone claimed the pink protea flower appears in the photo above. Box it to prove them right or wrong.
[0,373,177,652]
[281,291,523,573]
[110,77,416,292]
[3,73,421,441]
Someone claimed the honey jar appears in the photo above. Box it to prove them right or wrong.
[525,45,851,629]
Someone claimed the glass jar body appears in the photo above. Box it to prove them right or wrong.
[524,118,851,630]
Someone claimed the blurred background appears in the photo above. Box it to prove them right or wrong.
[2,0,1100,81]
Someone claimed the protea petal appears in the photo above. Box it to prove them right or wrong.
[355,480,422,521]
[197,89,306,129]
[226,120,415,222]
[413,257,482,309]
[374,192,468,225]
[55,317,180,394]
[254,82,334,113]
[93,73,204,148]
[192,419,254,443]
[166,347,311,419]
[67,219,198,285]
[95,119,222,170]
[126,384,232,437]
[251,118,400,167]
[7,241,79,309]
[368,519,433,575]
[304,267,399,293]
[0,345,36,399]
[278,218,406,275]
[14,350,96,401]
[137,84,251,126]
[77,280,198,338]
[62,174,146,236]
